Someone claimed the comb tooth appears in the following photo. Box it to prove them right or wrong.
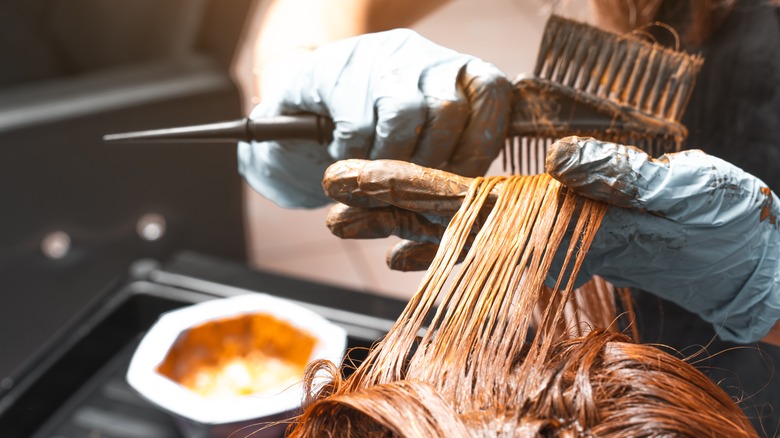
[541,138,551,174]
[505,135,534,175]
[611,42,641,105]
[576,39,602,92]
[669,61,695,121]
[626,137,635,153]
[662,139,672,155]
[652,139,662,157]
[536,137,545,175]
[645,138,655,157]
[530,137,538,175]
[599,42,627,99]
[557,37,578,86]
[662,139,672,157]
[587,37,616,96]
[562,27,595,88]
[650,139,658,157]
[635,137,646,155]
[659,71,680,119]
[662,138,675,156]
[539,41,559,80]
[532,137,538,175]
[645,53,672,117]
[550,25,579,84]
[666,53,703,120]
[565,37,592,89]
[664,60,687,120]
[653,139,661,156]
[548,17,574,74]
[669,50,702,121]
[626,45,654,111]
[663,54,690,116]
[524,137,532,175]
[516,136,524,175]
[534,18,557,77]
[536,16,568,78]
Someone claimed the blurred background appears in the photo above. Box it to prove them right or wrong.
[0,0,590,387]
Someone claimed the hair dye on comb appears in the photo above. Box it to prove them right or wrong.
[505,15,704,175]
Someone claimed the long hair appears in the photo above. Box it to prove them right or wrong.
[283,173,757,437]
[288,331,755,436]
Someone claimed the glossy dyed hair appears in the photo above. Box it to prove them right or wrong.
[288,331,754,437]
[284,174,756,437]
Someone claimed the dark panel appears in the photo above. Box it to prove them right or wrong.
[0,0,254,382]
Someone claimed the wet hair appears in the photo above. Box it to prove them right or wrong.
[285,174,756,437]
[289,331,754,437]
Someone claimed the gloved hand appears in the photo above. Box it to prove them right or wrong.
[238,29,513,208]
[322,137,780,344]
[546,136,780,344]
[323,158,493,271]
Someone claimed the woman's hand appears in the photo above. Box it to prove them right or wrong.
[238,29,512,208]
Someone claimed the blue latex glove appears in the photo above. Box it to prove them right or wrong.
[547,137,780,343]
[320,137,780,342]
[238,29,512,208]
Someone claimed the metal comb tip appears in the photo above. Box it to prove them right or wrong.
[102,115,336,145]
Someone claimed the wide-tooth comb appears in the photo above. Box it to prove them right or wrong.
[505,14,704,175]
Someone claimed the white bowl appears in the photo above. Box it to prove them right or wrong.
[127,293,347,437]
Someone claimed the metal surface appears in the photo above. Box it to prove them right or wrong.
[0,252,404,438]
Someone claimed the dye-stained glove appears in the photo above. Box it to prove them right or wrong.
[238,29,512,208]
[323,158,490,271]
[323,137,780,344]
[546,136,780,343]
